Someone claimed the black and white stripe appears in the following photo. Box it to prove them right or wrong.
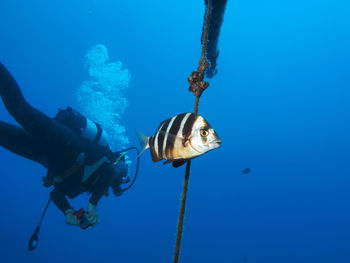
[149,113,197,161]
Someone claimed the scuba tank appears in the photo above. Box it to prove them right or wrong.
[54,107,109,148]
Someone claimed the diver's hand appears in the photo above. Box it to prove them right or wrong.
[86,203,99,227]
[65,209,80,226]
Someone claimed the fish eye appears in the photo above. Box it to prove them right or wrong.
[200,129,209,137]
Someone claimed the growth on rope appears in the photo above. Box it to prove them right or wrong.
[188,58,210,98]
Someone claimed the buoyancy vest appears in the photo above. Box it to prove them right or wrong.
[43,107,112,187]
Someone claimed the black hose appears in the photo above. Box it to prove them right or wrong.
[115,147,140,192]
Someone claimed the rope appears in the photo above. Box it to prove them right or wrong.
[174,1,212,262]
[174,160,191,263]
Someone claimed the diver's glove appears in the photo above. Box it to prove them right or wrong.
[65,209,80,226]
[86,203,99,227]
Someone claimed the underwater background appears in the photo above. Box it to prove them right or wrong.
[0,0,349,262]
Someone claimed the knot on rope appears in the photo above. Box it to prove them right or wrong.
[188,58,210,98]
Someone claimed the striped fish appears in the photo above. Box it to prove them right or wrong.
[137,113,221,168]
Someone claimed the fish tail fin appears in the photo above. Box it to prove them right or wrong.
[136,130,150,156]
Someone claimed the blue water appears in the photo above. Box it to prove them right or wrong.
[0,1,349,262]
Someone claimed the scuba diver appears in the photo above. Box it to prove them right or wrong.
[0,61,130,229]
[202,0,228,78]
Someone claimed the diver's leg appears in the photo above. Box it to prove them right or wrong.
[0,61,111,172]
[0,121,49,167]
[0,62,84,150]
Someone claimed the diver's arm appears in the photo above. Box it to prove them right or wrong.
[202,0,228,78]
[89,176,110,206]
[89,190,105,206]
[50,188,73,213]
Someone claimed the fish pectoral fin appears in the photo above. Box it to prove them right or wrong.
[182,137,190,147]
[163,160,172,165]
[172,159,187,168]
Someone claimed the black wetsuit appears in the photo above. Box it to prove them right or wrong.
[0,62,125,213]
[203,0,228,78]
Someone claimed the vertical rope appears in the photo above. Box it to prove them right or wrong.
[194,96,200,115]
[173,1,211,262]
[173,160,191,263]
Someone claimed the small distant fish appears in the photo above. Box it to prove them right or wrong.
[137,113,221,168]
[242,168,251,174]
